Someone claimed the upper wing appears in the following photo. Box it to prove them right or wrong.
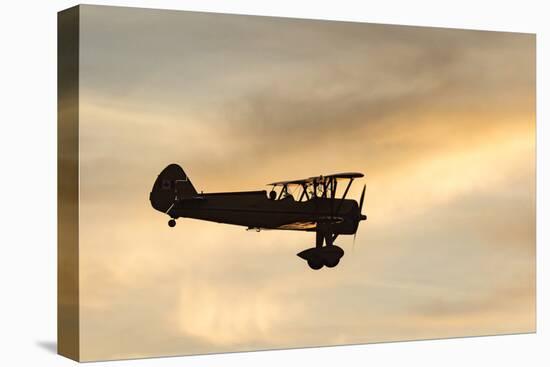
[324,172,364,179]
[268,172,364,186]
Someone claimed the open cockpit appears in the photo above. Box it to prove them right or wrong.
[267,172,364,202]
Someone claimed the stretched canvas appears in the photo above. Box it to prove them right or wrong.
[58,5,536,362]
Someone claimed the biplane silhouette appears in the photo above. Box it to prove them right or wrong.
[150,164,367,269]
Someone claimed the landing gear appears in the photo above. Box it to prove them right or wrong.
[168,219,176,227]
[297,223,345,270]
[297,245,344,270]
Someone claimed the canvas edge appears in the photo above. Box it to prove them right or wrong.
[57,4,80,362]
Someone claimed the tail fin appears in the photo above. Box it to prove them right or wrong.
[150,164,197,213]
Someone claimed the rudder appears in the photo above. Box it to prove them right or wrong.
[149,164,197,213]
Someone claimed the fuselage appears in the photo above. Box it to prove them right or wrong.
[164,191,361,235]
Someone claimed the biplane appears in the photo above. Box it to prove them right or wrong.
[149,164,367,270]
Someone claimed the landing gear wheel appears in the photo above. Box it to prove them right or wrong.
[320,245,344,268]
[307,258,323,270]
[168,219,176,227]
[324,258,340,268]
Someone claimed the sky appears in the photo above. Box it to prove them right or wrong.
[76,5,535,361]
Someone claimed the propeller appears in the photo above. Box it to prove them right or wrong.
[353,184,367,250]
[359,184,366,216]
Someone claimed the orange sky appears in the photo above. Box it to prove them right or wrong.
[76,5,535,361]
